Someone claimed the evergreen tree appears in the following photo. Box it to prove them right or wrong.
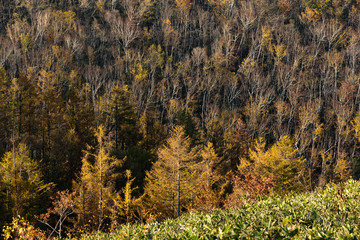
[9,73,38,153]
[174,110,201,147]
[105,85,149,192]
[61,70,95,189]
[36,70,64,186]
[0,68,11,156]
[107,85,141,154]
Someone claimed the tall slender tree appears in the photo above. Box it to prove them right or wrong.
[74,125,123,231]
[144,126,198,219]
[194,142,222,212]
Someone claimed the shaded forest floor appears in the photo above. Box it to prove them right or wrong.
[76,179,360,239]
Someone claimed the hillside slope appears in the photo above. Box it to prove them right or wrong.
[78,179,360,239]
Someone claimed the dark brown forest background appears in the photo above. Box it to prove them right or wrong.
[1,0,360,237]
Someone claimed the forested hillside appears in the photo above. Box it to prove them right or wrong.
[1,0,360,238]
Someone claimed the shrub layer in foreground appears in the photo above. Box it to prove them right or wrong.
[78,180,360,239]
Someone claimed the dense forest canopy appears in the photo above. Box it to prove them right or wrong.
[1,0,360,237]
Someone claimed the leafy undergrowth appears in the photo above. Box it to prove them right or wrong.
[77,180,360,239]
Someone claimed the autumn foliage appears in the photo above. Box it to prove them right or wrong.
[1,0,360,237]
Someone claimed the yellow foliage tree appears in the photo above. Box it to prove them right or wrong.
[175,0,193,12]
[352,112,360,143]
[238,137,268,180]
[266,136,306,194]
[112,170,142,226]
[194,142,222,212]
[334,152,351,183]
[300,7,321,23]
[207,0,231,17]
[74,125,123,231]
[228,137,273,207]
[144,126,198,219]
[239,136,305,194]
[0,144,53,219]
[3,216,45,240]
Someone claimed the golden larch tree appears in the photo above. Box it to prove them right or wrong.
[266,136,306,194]
[0,144,53,219]
[144,126,198,219]
[238,136,305,195]
[194,142,222,212]
[74,125,123,231]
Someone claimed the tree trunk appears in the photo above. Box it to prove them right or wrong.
[177,168,180,218]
